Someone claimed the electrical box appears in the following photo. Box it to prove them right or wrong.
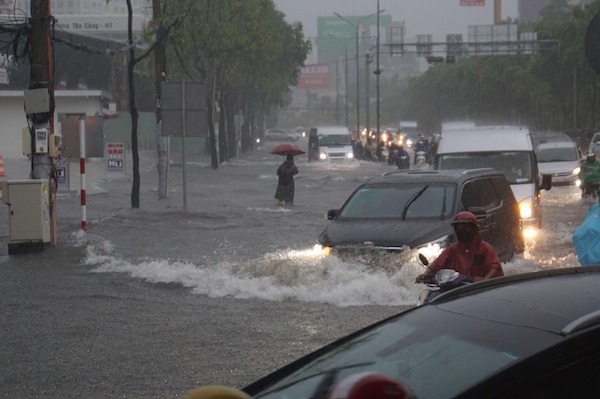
[2,180,51,254]
[24,88,50,114]
[35,128,48,153]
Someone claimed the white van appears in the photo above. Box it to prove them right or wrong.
[313,126,355,161]
[434,126,552,235]
[535,141,581,186]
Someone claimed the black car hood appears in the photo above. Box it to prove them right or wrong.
[318,219,452,249]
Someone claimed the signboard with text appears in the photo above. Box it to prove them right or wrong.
[105,142,125,174]
[297,64,330,89]
[161,82,208,137]
[460,0,485,5]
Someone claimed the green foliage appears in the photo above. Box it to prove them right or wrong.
[152,0,310,113]
[401,0,600,133]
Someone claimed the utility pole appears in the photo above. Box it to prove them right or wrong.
[335,56,340,125]
[344,47,349,129]
[28,0,57,245]
[29,0,53,180]
[365,51,372,135]
[153,0,169,199]
[375,0,383,161]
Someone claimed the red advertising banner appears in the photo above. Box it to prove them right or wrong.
[460,0,485,5]
[297,64,330,89]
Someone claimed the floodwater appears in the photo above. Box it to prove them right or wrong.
[0,138,591,398]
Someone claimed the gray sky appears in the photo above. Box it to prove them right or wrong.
[273,0,519,41]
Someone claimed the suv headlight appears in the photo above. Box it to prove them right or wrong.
[417,234,452,260]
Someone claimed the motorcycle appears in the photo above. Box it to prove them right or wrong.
[414,151,427,167]
[395,153,410,170]
[416,254,472,305]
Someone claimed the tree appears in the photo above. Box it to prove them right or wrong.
[109,0,181,208]
[162,0,310,164]
[401,0,600,133]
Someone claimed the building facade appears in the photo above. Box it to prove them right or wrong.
[0,0,154,160]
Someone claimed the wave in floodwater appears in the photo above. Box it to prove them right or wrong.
[72,229,578,308]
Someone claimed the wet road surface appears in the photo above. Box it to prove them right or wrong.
[0,142,591,398]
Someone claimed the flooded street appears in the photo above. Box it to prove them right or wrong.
[0,140,591,398]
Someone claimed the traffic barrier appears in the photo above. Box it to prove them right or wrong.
[0,154,5,177]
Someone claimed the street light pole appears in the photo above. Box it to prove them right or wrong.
[334,11,384,135]
[375,0,383,161]
[327,32,353,130]
[335,56,340,125]
[354,27,360,134]
[344,47,349,129]
[365,50,373,136]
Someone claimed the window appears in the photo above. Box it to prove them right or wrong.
[461,179,500,210]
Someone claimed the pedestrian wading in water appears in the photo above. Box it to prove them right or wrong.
[275,153,299,206]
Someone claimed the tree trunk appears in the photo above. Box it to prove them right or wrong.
[218,93,228,163]
[225,92,237,159]
[127,0,140,208]
[207,93,219,169]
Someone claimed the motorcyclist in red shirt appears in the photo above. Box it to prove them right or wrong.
[415,211,504,283]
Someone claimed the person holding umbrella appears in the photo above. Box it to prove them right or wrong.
[275,153,299,206]
[270,143,304,206]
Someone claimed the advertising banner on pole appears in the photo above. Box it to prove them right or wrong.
[105,142,125,174]
[297,64,330,89]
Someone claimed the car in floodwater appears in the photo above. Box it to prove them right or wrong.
[535,141,581,186]
[264,128,300,142]
[317,168,524,263]
[187,266,600,399]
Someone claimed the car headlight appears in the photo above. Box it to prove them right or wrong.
[319,152,327,160]
[346,152,354,159]
[573,166,581,175]
[519,201,533,219]
[256,138,261,144]
[576,179,582,187]
[320,245,332,256]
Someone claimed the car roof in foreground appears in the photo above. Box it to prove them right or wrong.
[366,168,502,185]
[430,266,600,334]
[243,267,600,397]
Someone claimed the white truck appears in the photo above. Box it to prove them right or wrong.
[434,125,552,237]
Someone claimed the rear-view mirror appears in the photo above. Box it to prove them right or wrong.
[542,174,552,191]
[327,209,339,220]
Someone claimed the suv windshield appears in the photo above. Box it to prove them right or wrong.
[318,134,352,146]
[338,183,455,220]
[438,152,533,184]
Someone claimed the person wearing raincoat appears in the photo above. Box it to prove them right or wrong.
[579,152,600,197]
[275,153,299,205]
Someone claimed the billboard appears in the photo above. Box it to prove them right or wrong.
[460,0,485,5]
[297,64,330,89]
[317,15,392,52]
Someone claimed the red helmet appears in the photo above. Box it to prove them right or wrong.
[451,211,479,228]
[328,372,416,399]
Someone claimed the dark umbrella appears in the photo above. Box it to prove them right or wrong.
[270,143,306,156]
